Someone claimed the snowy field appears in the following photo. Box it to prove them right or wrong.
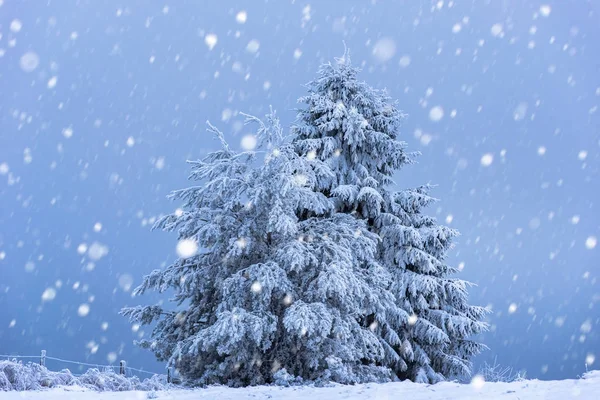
[3,371,598,400]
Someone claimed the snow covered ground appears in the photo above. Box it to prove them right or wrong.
[3,371,598,400]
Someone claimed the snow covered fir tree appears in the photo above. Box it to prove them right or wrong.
[122,53,488,386]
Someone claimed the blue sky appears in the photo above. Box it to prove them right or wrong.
[0,0,598,380]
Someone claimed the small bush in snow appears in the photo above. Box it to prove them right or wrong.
[0,360,169,392]
[474,359,526,383]
[273,368,303,387]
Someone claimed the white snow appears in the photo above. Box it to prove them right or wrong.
[47,76,58,89]
[10,19,22,33]
[176,239,198,258]
[0,162,9,175]
[3,372,599,399]
[429,106,444,122]
[20,51,40,72]
[480,153,494,167]
[87,242,109,260]
[235,11,247,24]
[62,127,74,139]
[118,274,134,292]
[539,5,552,17]
[204,34,218,50]
[240,135,257,150]
[246,39,260,53]
[372,37,396,62]
[537,146,546,156]
[491,23,503,37]
[398,55,411,68]
[77,303,90,317]
[41,287,57,302]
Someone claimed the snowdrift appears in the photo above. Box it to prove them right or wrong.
[0,359,597,400]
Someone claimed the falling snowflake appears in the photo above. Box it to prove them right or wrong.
[246,39,260,53]
[41,288,57,302]
[88,242,109,260]
[241,135,257,150]
[398,55,411,68]
[204,33,218,50]
[372,37,396,62]
[480,153,494,167]
[10,19,22,33]
[490,23,503,37]
[176,239,198,258]
[236,10,247,24]
[539,5,551,17]
[471,374,485,389]
[429,106,444,122]
[19,51,40,72]
[77,303,90,317]
[251,281,262,293]
[47,76,58,89]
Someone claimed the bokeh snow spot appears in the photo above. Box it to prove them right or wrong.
[251,281,262,293]
[429,106,444,122]
[398,55,411,68]
[246,39,260,53]
[205,33,218,50]
[88,242,109,260]
[176,239,198,258]
[539,5,551,17]
[586,354,595,366]
[78,303,90,317]
[236,10,247,24]
[490,23,503,37]
[118,274,134,292]
[372,37,396,63]
[480,153,494,167]
[41,288,57,302]
[47,76,58,89]
[107,352,118,364]
[19,51,40,72]
[471,374,485,389]
[241,135,257,150]
[10,19,22,33]
[513,102,528,121]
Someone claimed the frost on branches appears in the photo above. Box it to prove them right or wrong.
[122,54,487,387]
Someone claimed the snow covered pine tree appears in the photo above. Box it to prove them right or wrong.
[291,52,488,383]
[122,54,487,386]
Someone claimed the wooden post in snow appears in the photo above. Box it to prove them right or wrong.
[40,350,46,367]
[120,360,126,375]
[167,366,171,384]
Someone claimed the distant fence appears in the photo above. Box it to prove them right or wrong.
[0,351,176,383]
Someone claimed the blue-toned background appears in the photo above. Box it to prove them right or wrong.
[1,0,598,380]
